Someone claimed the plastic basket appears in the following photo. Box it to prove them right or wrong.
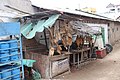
[10,48,18,52]
[12,78,21,80]
[10,51,19,61]
[12,75,20,80]
[4,78,12,80]
[0,43,9,49]
[0,53,10,63]
[1,69,11,79]
[11,66,20,79]
[9,40,18,48]
[0,42,9,53]
[0,73,1,79]
[0,50,9,53]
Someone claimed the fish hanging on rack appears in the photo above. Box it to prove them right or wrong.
[54,22,61,41]
[48,27,63,55]
[61,35,67,50]
[66,33,72,52]
[57,45,62,55]
[48,27,54,46]
[48,27,55,56]
[49,46,55,56]
[75,35,84,49]
[61,33,72,52]
[53,38,62,55]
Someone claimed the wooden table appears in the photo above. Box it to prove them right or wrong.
[71,48,92,68]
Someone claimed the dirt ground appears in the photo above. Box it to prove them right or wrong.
[56,42,120,80]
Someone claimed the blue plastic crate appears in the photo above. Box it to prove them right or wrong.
[11,66,20,79]
[0,73,1,79]
[0,66,11,78]
[11,67,20,75]
[10,51,19,61]
[1,50,9,53]
[4,78,12,80]
[12,75,20,80]
[12,77,20,80]
[0,41,9,49]
[0,43,9,48]
[10,49,18,53]
[1,69,11,79]
[0,22,24,79]
[9,40,18,48]
[0,53,10,63]
[0,41,9,53]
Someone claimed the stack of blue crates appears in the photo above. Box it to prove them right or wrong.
[11,65,21,80]
[0,65,20,80]
[0,40,19,63]
[9,40,19,61]
[0,22,24,80]
[0,40,10,63]
[0,40,21,80]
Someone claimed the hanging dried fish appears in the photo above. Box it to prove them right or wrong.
[53,38,62,54]
[67,37,72,46]
[75,35,84,49]
[67,36,72,52]
[49,46,55,56]
[57,45,62,55]
[61,36,67,50]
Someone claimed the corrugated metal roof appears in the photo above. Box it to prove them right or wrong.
[54,8,114,21]
[16,6,114,21]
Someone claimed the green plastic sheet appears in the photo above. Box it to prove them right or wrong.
[21,14,60,39]
[22,59,36,67]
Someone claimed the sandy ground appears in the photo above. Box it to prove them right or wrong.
[56,42,120,80]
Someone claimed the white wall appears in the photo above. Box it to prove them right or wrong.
[109,22,120,45]
[86,23,109,44]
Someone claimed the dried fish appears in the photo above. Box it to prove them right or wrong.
[49,46,55,56]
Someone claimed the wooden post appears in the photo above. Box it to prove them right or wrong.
[44,29,49,50]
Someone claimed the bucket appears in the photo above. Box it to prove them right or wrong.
[10,51,19,61]
[0,53,10,63]
[9,40,18,48]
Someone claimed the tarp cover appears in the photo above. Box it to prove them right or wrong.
[21,14,60,39]
[69,21,101,35]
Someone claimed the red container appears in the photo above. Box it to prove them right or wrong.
[96,48,107,59]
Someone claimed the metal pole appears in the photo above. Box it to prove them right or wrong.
[20,34,25,80]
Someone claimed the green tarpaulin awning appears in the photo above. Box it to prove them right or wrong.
[21,14,60,39]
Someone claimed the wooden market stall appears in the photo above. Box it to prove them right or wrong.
[20,10,101,79]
